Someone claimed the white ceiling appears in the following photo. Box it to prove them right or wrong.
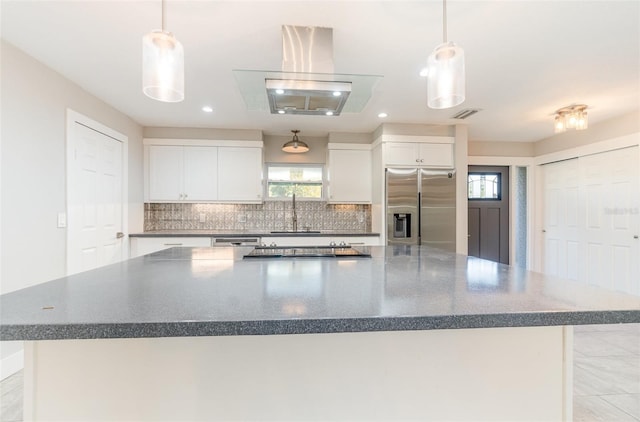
[2,1,639,142]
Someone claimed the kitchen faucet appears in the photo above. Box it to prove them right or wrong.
[292,192,297,232]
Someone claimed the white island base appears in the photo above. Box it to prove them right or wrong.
[24,326,573,421]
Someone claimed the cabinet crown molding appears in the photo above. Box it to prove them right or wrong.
[144,138,263,148]
[381,135,454,145]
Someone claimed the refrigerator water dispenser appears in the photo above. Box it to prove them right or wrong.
[393,213,411,238]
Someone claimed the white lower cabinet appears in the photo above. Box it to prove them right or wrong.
[130,237,212,258]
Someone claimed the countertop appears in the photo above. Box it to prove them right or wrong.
[129,230,380,237]
[1,246,638,341]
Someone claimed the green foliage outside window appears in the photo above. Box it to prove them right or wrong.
[267,165,323,199]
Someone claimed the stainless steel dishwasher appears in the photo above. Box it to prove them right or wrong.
[212,237,261,247]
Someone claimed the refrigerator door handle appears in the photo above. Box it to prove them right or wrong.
[417,192,421,245]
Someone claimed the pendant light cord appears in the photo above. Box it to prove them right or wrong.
[161,0,166,31]
[443,0,447,43]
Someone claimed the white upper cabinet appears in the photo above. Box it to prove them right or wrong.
[217,147,263,202]
[145,139,263,203]
[149,146,218,201]
[327,144,372,204]
[383,138,454,168]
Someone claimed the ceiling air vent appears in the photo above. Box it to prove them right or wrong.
[451,109,481,119]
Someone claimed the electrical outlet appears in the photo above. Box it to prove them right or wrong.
[199,213,206,223]
[57,212,67,228]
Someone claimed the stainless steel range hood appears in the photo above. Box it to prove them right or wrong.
[233,26,381,115]
[266,25,351,116]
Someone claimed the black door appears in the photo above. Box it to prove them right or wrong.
[468,166,509,264]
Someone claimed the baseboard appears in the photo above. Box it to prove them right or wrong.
[1,350,24,380]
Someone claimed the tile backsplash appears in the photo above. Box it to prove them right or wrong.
[144,202,372,232]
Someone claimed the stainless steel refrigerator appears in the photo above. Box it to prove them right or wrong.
[386,168,456,251]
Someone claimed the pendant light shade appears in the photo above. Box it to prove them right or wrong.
[427,41,465,109]
[282,130,309,153]
[142,0,184,103]
[427,0,465,109]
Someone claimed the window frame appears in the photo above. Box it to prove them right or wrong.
[467,172,502,201]
[264,163,326,201]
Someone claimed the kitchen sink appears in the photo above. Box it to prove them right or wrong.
[269,230,321,234]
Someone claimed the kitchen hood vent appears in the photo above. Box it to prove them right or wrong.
[266,79,351,116]
[266,26,351,116]
[451,109,481,119]
[233,26,381,115]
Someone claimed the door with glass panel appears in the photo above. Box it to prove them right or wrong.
[467,166,510,264]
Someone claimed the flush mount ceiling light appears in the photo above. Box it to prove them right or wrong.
[554,104,588,133]
[282,130,309,153]
[142,0,184,102]
[426,0,465,109]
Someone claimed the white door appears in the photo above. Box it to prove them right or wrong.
[542,158,580,280]
[541,147,639,295]
[68,120,124,275]
[580,147,639,294]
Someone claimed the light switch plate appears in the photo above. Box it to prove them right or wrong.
[57,212,67,228]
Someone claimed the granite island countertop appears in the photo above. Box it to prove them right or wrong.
[1,246,638,341]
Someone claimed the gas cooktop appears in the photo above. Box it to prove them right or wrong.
[243,245,371,259]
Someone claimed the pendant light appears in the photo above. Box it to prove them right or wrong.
[282,130,309,153]
[142,0,184,102]
[427,0,465,109]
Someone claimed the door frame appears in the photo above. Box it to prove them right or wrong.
[467,156,535,268]
[65,109,129,274]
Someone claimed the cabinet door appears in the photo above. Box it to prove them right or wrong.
[183,146,218,201]
[384,143,420,166]
[149,146,184,201]
[130,237,212,258]
[328,149,372,203]
[418,143,454,168]
[217,147,263,202]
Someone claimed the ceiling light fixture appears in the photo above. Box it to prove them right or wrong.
[202,106,213,113]
[378,112,388,118]
[282,130,309,154]
[142,0,184,102]
[427,0,465,109]
[553,104,588,133]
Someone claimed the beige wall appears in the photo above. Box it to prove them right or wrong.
[468,141,535,157]
[534,111,640,156]
[373,123,454,139]
[143,127,262,142]
[1,41,144,363]
[264,135,328,163]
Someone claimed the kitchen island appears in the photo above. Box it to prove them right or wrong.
[1,246,639,421]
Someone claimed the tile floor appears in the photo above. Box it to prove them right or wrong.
[1,324,638,421]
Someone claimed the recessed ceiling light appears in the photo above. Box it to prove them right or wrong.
[278,110,285,114]
[275,89,285,95]
[332,91,341,97]
[378,112,388,118]
[202,106,213,113]
[419,67,429,77]
[326,111,334,116]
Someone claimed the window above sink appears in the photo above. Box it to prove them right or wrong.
[266,164,324,200]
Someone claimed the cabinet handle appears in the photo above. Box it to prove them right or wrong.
[184,193,188,199]
[164,243,183,246]
[420,158,424,163]
[415,158,420,163]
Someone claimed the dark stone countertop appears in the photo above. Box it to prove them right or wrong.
[1,246,638,341]
[129,230,380,238]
